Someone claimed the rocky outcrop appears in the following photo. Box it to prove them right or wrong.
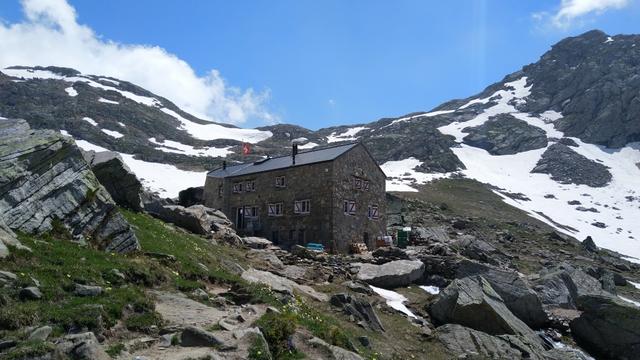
[531,144,612,187]
[435,324,546,359]
[570,295,640,359]
[456,260,548,329]
[1,218,29,258]
[54,332,110,360]
[356,260,425,288]
[0,119,139,253]
[454,236,511,267]
[178,186,204,207]
[462,114,548,155]
[533,263,608,309]
[430,276,541,342]
[144,199,239,242]
[83,150,144,211]
[330,293,385,332]
[241,268,328,302]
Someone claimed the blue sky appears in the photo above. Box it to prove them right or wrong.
[1,0,639,129]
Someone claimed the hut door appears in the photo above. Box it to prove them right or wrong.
[363,232,370,247]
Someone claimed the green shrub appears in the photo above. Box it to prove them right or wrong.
[125,311,163,333]
[106,343,126,358]
[255,311,298,359]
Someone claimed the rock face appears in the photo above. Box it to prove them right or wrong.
[330,293,385,332]
[54,332,110,360]
[83,150,144,211]
[180,325,225,347]
[455,260,548,329]
[0,119,139,253]
[570,295,640,359]
[531,144,612,187]
[356,260,425,288]
[435,324,545,359]
[429,276,540,341]
[462,114,548,155]
[533,264,607,309]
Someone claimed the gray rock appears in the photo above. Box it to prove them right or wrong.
[144,201,237,239]
[356,260,425,288]
[456,260,548,329]
[19,286,42,300]
[83,150,144,211]
[307,336,363,360]
[178,186,204,207]
[435,324,546,359]
[430,276,541,343]
[191,288,209,300]
[243,236,273,249]
[330,293,385,332]
[241,268,328,302]
[412,226,450,243]
[28,325,53,341]
[372,246,409,259]
[462,113,548,155]
[246,249,284,270]
[233,327,272,360]
[0,119,139,253]
[180,325,225,347]
[582,236,598,252]
[0,340,17,351]
[74,284,104,297]
[454,236,510,266]
[570,295,640,360]
[533,263,608,309]
[1,204,31,257]
[54,332,110,360]
[531,144,612,187]
[342,281,374,295]
[0,270,17,285]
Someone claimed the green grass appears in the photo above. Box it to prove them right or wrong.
[105,342,126,358]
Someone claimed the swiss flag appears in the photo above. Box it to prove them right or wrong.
[242,143,251,155]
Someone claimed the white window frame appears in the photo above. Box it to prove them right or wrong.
[245,180,256,192]
[294,199,311,214]
[368,205,379,219]
[245,205,259,218]
[232,182,243,193]
[268,202,283,216]
[343,200,356,215]
[363,181,370,191]
[275,176,286,188]
[354,178,362,190]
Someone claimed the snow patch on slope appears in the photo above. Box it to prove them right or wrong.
[98,98,119,105]
[82,117,97,126]
[161,108,272,143]
[65,86,77,97]
[148,137,232,157]
[369,285,416,318]
[382,110,456,128]
[326,126,369,143]
[101,129,124,138]
[381,158,451,192]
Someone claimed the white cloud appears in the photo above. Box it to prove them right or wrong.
[534,0,630,28]
[0,0,275,125]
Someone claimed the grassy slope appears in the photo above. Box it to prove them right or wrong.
[0,209,452,360]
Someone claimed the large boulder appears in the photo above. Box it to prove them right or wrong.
[533,263,607,309]
[456,260,548,329]
[144,200,235,237]
[54,332,110,360]
[178,186,204,207]
[356,260,425,288]
[435,324,546,359]
[83,150,144,211]
[330,293,385,332]
[1,218,30,259]
[241,268,328,302]
[570,295,640,359]
[0,119,139,253]
[429,276,540,342]
[462,113,548,155]
[180,325,225,347]
[454,236,511,267]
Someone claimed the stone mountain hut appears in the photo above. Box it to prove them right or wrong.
[203,142,386,253]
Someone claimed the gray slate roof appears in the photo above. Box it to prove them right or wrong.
[208,143,359,178]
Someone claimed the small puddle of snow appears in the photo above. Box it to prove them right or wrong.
[369,285,416,318]
[419,285,440,295]
[619,295,640,307]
